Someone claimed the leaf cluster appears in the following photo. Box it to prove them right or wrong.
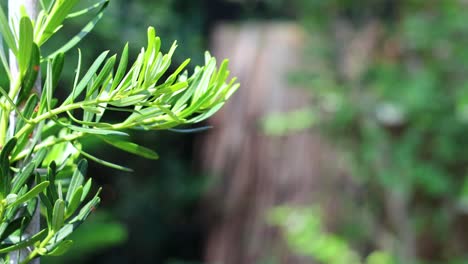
[0,0,238,262]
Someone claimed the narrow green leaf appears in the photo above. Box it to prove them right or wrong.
[0,229,47,254]
[19,44,40,104]
[145,27,156,65]
[18,16,34,76]
[4,194,17,205]
[140,28,157,85]
[109,94,149,107]
[65,109,108,127]
[72,49,82,99]
[164,59,191,85]
[192,56,216,103]
[86,55,116,97]
[81,178,92,201]
[152,82,188,101]
[47,239,73,256]
[52,52,65,89]
[0,87,33,126]
[188,102,225,123]
[131,49,145,86]
[147,120,180,130]
[34,9,46,36]
[81,105,102,114]
[181,89,216,119]
[0,5,17,54]
[64,51,109,104]
[24,197,37,227]
[15,94,39,135]
[0,138,17,197]
[156,104,183,123]
[38,1,47,13]
[0,137,16,168]
[0,37,11,79]
[150,41,176,84]
[123,107,162,125]
[46,1,108,58]
[213,59,230,93]
[51,193,100,244]
[66,0,108,18]
[101,138,159,160]
[11,162,36,194]
[78,150,133,172]
[46,161,59,204]
[173,69,203,111]
[144,51,162,86]
[59,122,128,136]
[52,199,66,232]
[9,181,49,209]
[110,43,129,92]
[31,148,48,168]
[37,0,81,45]
[0,217,24,242]
[66,186,83,218]
[45,59,54,112]
[66,159,86,202]
[40,192,54,223]
[71,190,101,223]
[205,77,238,108]
[224,79,240,100]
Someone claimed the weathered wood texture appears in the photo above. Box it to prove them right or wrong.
[199,23,340,264]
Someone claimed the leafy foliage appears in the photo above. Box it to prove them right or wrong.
[268,206,394,264]
[274,0,468,263]
[0,0,238,262]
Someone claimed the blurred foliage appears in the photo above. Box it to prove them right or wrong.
[262,108,317,136]
[268,206,394,264]
[268,0,468,263]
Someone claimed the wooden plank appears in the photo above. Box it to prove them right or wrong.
[199,22,336,264]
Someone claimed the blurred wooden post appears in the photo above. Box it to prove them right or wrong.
[199,22,336,264]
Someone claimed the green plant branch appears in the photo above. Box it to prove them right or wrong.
[12,132,83,162]
[0,1,239,262]
[0,87,34,124]
[0,78,22,147]
[0,229,47,254]
[19,230,55,264]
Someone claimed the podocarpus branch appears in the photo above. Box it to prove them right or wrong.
[0,1,238,262]
[8,1,41,263]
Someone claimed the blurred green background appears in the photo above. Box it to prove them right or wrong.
[12,0,468,263]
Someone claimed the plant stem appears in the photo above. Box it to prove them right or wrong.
[12,132,83,162]
[0,78,20,147]
[14,100,98,139]
[19,231,55,264]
